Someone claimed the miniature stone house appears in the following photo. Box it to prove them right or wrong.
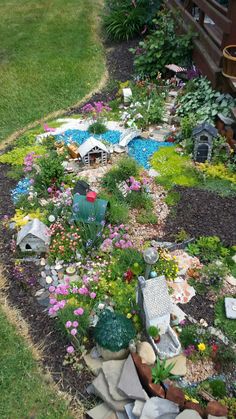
[78,137,109,166]
[193,122,218,163]
[137,275,181,359]
[17,219,50,253]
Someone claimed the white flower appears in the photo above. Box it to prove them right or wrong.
[48,215,56,223]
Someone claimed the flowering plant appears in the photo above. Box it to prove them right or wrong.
[100,224,133,252]
[48,222,82,263]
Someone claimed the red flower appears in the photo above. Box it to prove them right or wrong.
[212,344,218,352]
[124,269,133,282]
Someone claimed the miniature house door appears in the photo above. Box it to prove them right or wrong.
[196,143,209,163]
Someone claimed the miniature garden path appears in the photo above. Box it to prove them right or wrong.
[0,0,105,144]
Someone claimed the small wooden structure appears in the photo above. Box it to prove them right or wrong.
[17,219,50,253]
[193,122,218,163]
[78,137,109,166]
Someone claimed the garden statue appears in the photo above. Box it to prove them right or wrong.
[137,274,181,359]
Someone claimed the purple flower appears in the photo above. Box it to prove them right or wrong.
[74,308,84,316]
[72,321,79,327]
[66,346,75,354]
[71,328,77,336]
[90,292,96,299]
[65,321,72,328]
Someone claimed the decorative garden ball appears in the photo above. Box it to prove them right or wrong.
[150,271,157,278]
[48,214,56,223]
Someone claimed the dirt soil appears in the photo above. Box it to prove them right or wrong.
[163,186,236,246]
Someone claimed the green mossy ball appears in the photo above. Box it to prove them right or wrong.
[94,310,136,352]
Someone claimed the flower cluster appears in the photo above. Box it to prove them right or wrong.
[81,101,111,119]
[100,225,133,252]
[11,178,32,203]
[125,175,150,192]
[49,222,82,262]
[23,152,41,173]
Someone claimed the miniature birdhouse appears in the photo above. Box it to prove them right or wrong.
[78,137,109,166]
[193,122,218,163]
[16,219,50,253]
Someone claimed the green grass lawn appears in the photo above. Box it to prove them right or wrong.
[0,0,105,142]
[0,308,75,419]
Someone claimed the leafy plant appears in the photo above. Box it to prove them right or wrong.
[0,145,47,166]
[187,236,229,263]
[214,344,236,369]
[153,250,179,281]
[201,261,229,290]
[177,77,236,123]
[126,190,153,210]
[219,397,236,419]
[132,8,193,77]
[103,0,161,41]
[164,191,180,206]
[93,310,136,352]
[136,209,158,224]
[34,151,65,192]
[151,358,178,384]
[174,228,189,243]
[199,379,226,399]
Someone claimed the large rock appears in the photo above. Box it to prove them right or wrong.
[137,341,156,366]
[84,353,103,376]
[118,354,147,401]
[166,354,187,376]
[176,410,202,419]
[99,346,129,361]
[86,402,116,419]
[140,397,179,419]
[92,372,131,412]
[206,401,228,417]
[102,359,126,401]
[208,415,227,419]
[132,400,146,417]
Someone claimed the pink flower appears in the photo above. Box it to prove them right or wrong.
[49,298,57,305]
[65,321,72,328]
[48,307,55,316]
[72,321,79,327]
[47,187,52,193]
[90,292,96,299]
[66,346,75,354]
[74,308,84,316]
[71,328,77,336]
[49,286,55,293]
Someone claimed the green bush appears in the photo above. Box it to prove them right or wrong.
[132,8,193,77]
[34,151,65,192]
[164,191,180,206]
[0,145,47,166]
[94,310,136,352]
[219,397,236,419]
[126,190,153,210]
[103,0,161,41]
[200,379,226,399]
[136,209,158,224]
[187,236,229,263]
[101,156,140,196]
[88,121,107,135]
[179,324,200,348]
[215,344,236,369]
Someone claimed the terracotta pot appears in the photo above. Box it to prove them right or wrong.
[206,401,228,417]
[153,335,160,344]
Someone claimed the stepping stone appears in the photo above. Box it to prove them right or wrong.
[140,397,179,419]
[132,400,146,417]
[166,354,187,376]
[86,402,116,419]
[84,353,103,376]
[176,411,202,419]
[102,359,127,401]
[118,354,147,401]
[225,274,236,286]
[92,372,130,412]
[225,297,236,319]
[136,341,156,366]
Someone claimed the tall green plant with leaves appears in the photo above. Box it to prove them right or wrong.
[152,358,178,384]
[131,8,193,77]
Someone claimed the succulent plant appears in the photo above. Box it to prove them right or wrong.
[93,309,136,352]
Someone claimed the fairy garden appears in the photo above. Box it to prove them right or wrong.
[1,3,236,419]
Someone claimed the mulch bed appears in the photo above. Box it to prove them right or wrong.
[163,186,236,246]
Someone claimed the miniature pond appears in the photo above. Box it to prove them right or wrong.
[55,129,173,168]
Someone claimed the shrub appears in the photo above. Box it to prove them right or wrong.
[201,261,228,290]
[88,121,107,135]
[200,379,226,399]
[136,209,158,224]
[187,236,229,263]
[197,162,236,186]
[34,151,65,192]
[93,310,136,352]
[101,156,140,195]
[215,345,236,369]
[164,191,180,206]
[132,8,193,77]
[126,190,153,210]
[179,324,200,348]
[103,0,161,41]
[219,397,236,419]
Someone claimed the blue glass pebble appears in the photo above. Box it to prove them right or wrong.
[150,271,157,278]
[11,178,31,203]
[55,129,174,169]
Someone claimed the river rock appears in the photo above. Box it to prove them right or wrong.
[92,372,131,412]
[166,353,187,376]
[137,342,156,366]
[140,397,179,419]
[176,410,202,419]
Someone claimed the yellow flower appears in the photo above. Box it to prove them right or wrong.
[126,313,132,319]
[198,342,206,351]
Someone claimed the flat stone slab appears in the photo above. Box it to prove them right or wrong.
[136,341,156,366]
[208,415,227,419]
[87,402,116,419]
[84,353,103,376]
[176,410,202,419]
[225,297,236,319]
[166,353,187,376]
[132,399,146,417]
[92,372,130,412]
[125,403,136,419]
[140,397,179,419]
[118,354,147,401]
[102,359,127,401]
[225,274,236,287]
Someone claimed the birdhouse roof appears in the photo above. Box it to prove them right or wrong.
[192,122,218,137]
[141,276,172,320]
[78,137,108,158]
[17,219,50,245]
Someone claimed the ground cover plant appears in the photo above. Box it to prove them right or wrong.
[0,0,105,142]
